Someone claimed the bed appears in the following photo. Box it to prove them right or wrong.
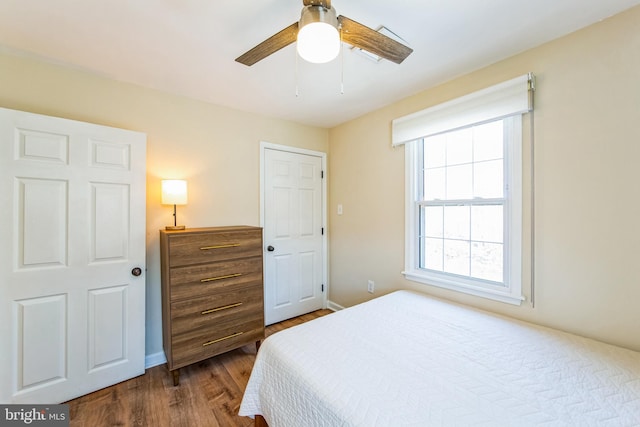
[239,290,640,426]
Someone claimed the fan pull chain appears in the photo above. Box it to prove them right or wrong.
[295,51,299,97]
[340,28,344,95]
[340,43,344,94]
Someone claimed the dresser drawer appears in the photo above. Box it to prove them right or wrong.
[171,317,264,369]
[170,282,263,335]
[168,230,262,267]
[169,256,262,301]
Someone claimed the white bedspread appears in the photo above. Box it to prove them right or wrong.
[239,291,640,426]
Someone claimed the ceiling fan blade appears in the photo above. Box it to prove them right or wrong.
[236,22,299,66]
[303,0,331,8]
[338,16,413,64]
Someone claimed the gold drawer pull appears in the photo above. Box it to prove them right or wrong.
[200,243,240,250]
[200,273,242,283]
[202,332,244,347]
[201,302,242,315]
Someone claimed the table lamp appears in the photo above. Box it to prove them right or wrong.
[161,179,187,230]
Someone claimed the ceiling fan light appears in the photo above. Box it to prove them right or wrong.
[297,6,340,64]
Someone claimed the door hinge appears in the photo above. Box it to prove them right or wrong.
[322,284,324,292]
[321,227,324,235]
[321,170,324,179]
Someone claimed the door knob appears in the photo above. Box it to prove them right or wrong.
[267,245,275,252]
[131,267,143,276]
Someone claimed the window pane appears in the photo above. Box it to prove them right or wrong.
[443,206,469,240]
[474,159,503,198]
[446,164,472,199]
[471,205,503,243]
[423,237,443,271]
[424,168,445,201]
[471,242,503,283]
[423,206,443,238]
[473,121,503,162]
[444,239,470,276]
[446,128,472,166]
[424,134,446,168]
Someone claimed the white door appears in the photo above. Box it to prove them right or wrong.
[0,107,146,404]
[263,146,325,325]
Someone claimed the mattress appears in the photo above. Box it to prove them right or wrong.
[239,290,640,426]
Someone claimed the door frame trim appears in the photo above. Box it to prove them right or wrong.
[259,141,328,309]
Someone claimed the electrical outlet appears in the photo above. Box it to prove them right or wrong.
[367,280,375,294]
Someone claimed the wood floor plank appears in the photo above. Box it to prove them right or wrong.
[217,348,258,395]
[199,358,247,426]
[66,309,333,426]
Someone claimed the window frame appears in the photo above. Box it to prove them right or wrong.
[403,116,523,305]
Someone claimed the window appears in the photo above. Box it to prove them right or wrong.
[393,74,533,305]
[404,117,522,304]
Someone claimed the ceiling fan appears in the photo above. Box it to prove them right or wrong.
[235,0,413,66]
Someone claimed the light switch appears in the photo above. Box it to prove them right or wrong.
[337,204,343,215]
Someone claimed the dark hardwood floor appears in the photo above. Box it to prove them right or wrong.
[66,309,333,427]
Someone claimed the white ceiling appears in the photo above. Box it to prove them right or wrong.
[1,0,638,128]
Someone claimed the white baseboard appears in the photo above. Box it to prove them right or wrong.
[326,300,345,311]
[145,351,167,369]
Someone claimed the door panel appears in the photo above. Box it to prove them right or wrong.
[88,286,128,370]
[263,148,324,325]
[90,182,129,261]
[299,251,316,300]
[273,254,293,307]
[0,107,146,404]
[17,178,68,268]
[90,139,131,170]
[17,128,69,164]
[16,295,67,392]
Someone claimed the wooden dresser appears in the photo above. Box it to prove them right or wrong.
[160,226,264,385]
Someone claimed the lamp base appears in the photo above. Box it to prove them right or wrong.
[165,225,186,230]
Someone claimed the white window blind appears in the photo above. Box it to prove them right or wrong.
[392,73,534,147]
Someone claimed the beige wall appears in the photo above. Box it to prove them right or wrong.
[0,51,329,358]
[329,6,640,351]
[1,4,639,361]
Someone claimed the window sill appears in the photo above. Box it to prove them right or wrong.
[402,270,524,306]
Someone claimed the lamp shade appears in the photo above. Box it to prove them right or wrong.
[297,6,340,64]
[161,180,187,205]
